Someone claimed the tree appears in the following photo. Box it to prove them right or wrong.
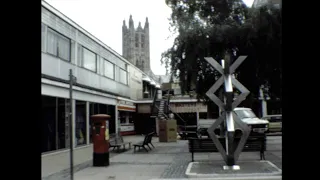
[161,0,282,112]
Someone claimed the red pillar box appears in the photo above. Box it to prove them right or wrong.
[91,114,110,166]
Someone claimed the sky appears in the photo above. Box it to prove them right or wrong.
[44,0,254,75]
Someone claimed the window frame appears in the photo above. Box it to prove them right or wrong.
[46,27,71,62]
[81,46,97,73]
[119,67,128,85]
[103,58,115,80]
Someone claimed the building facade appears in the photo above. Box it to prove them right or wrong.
[122,15,151,73]
[41,1,160,178]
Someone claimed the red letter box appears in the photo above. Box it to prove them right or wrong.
[91,114,110,166]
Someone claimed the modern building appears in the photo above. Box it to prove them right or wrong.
[41,1,160,178]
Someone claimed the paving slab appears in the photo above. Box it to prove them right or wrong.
[43,136,282,180]
[151,177,282,180]
[186,160,282,178]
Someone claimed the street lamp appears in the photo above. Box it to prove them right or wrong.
[259,85,270,117]
[69,69,77,180]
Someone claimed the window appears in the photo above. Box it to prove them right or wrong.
[129,112,134,124]
[199,112,207,119]
[119,111,128,124]
[119,68,128,85]
[234,109,257,119]
[135,34,139,47]
[141,34,145,48]
[42,96,69,153]
[76,100,87,146]
[82,47,97,72]
[89,103,108,143]
[104,59,115,79]
[47,27,71,61]
[88,103,115,143]
[42,23,46,52]
[266,116,282,123]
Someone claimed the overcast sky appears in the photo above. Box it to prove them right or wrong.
[44,0,254,75]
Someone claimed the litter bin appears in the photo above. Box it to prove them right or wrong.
[91,114,110,166]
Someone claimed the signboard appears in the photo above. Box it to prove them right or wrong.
[137,104,151,113]
[117,100,136,112]
[118,100,134,106]
[170,102,207,113]
[120,125,135,132]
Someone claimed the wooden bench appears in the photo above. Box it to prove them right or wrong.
[188,135,266,162]
[133,132,155,152]
[179,131,198,140]
[109,134,131,152]
[147,132,155,148]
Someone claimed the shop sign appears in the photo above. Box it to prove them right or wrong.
[118,100,134,106]
[120,125,135,132]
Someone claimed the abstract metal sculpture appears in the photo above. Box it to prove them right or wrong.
[204,53,250,169]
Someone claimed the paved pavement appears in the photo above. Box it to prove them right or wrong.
[48,135,282,180]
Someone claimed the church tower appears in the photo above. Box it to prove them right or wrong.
[122,15,151,73]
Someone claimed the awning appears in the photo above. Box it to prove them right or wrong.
[150,80,156,86]
[142,75,151,82]
[117,105,136,112]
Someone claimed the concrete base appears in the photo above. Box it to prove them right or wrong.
[150,177,282,180]
[185,161,282,179]
[223,165,240,170]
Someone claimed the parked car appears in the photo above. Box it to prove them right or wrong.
[261,114,282,133]
[198,107,269,137]
[234,107,269,135]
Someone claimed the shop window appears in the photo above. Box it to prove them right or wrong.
[129,112,134,124]
[76,100,87,146]
[42,96,68,153]
[89,103,109,143]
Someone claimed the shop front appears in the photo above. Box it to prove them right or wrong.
[117,100,136,136]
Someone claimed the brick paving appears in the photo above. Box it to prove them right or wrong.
[42,135,282,180]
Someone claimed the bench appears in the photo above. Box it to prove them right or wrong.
[109,134,132,152]
[133,132,155,152]
[179,131,198,140]
[188,135,266,162]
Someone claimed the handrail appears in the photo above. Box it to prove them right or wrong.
[155,104,169,119]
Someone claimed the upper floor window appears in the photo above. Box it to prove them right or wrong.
[82,47,97,72]
[41,23,46,52]
[104,59,115,79]
[119,68,128,85]
[47,27,71,61]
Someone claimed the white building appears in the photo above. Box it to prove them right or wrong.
[41,1,160,178]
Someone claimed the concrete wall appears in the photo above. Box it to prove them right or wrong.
[41,145,93,178]
[128,65,143,100]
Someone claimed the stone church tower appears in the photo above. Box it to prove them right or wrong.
[122,15,151,73]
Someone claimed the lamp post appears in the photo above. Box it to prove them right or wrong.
[258,85,270,117]
[69,69,77,180]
